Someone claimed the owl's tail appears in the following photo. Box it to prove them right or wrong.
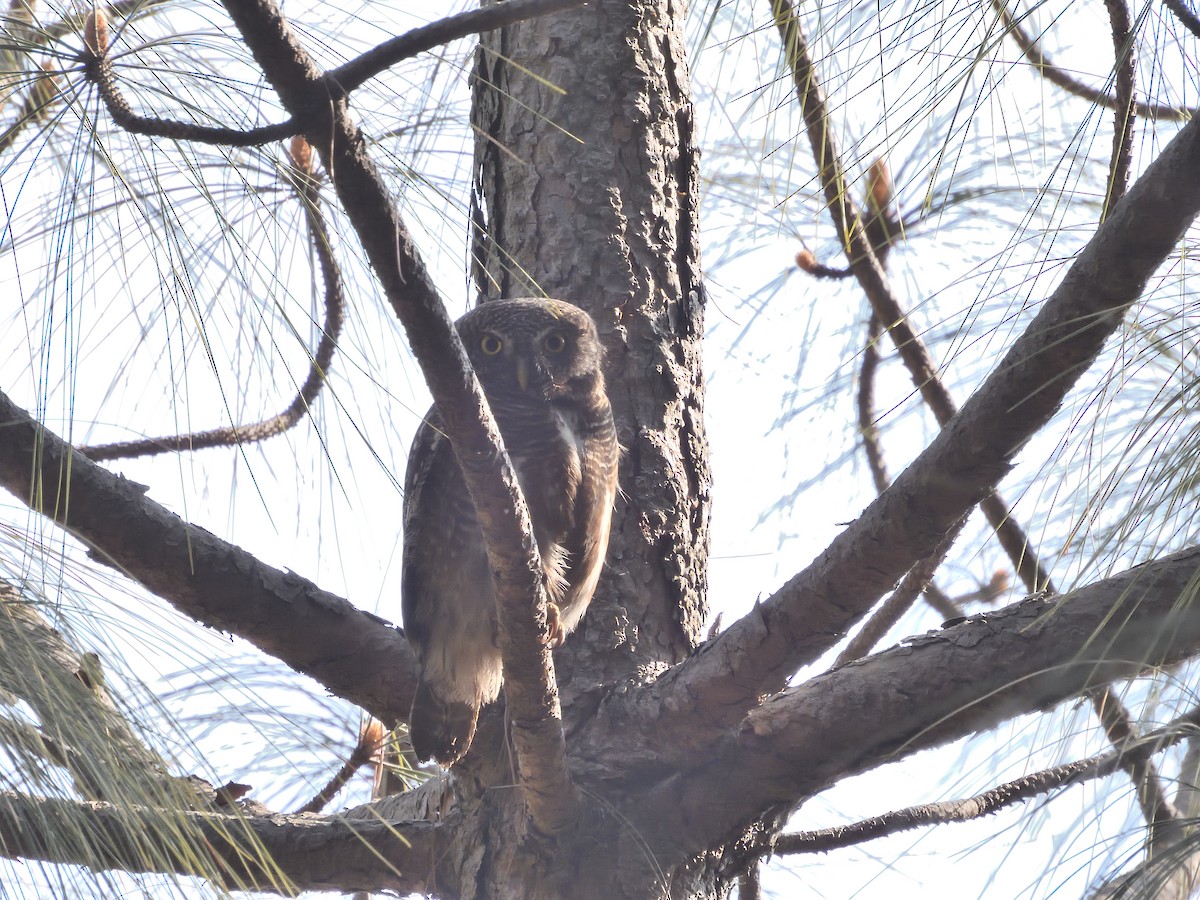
[409,676,479,766]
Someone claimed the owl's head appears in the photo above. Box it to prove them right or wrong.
[457,298,605,398]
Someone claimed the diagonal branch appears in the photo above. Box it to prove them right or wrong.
[1162,0,1200,39]
[772,0,1052,595]
[612,77,1200,758]
[217,0,577,837]
[629,545,1200,868]
[0,388,421,725]
[833,516,966,666]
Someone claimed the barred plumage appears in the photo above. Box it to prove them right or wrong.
[402,298,619,766]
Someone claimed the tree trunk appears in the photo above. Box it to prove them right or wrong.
[453,0,727,896]
[471,0,710,689]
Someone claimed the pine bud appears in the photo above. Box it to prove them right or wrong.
[83,7,108,57]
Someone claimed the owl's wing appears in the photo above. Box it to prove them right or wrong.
[401,410,501,765]
[401,410,450,653]
[555,400,620,632]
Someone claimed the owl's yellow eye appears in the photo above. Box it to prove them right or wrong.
[480,334,503,355]
[543,332,567,353]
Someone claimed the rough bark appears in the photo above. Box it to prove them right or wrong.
[628,546,1200,865]
[467,1,715,893]
[471,0,711,689]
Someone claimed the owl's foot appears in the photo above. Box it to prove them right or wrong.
[546,601,565,648]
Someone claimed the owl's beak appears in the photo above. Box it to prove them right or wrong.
[515,357,530,392]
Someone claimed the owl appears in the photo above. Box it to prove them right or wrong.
[402,298,619,766]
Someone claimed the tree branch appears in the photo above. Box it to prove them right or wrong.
[614,24,1200,760]
[217,0,577,837]
[628,545,1200,868]
[80,138,345,460]
[326,0,590,96]
[0,790,446,894]
[81,23,297,147]
[856,313,889,495]
[0,388,421,726]
[1162,0,1200,40]
[770,705,1200,855]
[993,0,1192,122]
[833,516,966,665]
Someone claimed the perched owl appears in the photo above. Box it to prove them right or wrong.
[402,298,619,766]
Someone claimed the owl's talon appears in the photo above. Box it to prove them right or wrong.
[546,601,564,648]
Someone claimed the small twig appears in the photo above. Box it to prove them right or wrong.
[80,137,345,460]
[1162,0,1200,39]
[80,11,296,147]
[857,314,889,495]
[768,706,1200,856]
[294,719,383,814]
[794,248,850,279]
[921,583,962,619]
[834,516,967,665]
[992,0,1191,122]
[1091,686,1181,849]
[327,0,589,96]
[1102,0,1136,223]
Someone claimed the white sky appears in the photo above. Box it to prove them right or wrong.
[2,0,1198,897]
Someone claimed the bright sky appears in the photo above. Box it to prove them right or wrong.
[1,1,1197,897]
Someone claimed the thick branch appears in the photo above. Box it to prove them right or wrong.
[0,388,420,725]
[218,0,576,835]
[629,545,1200,867]
[618,58,1200,758]
[0,791,445,895]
